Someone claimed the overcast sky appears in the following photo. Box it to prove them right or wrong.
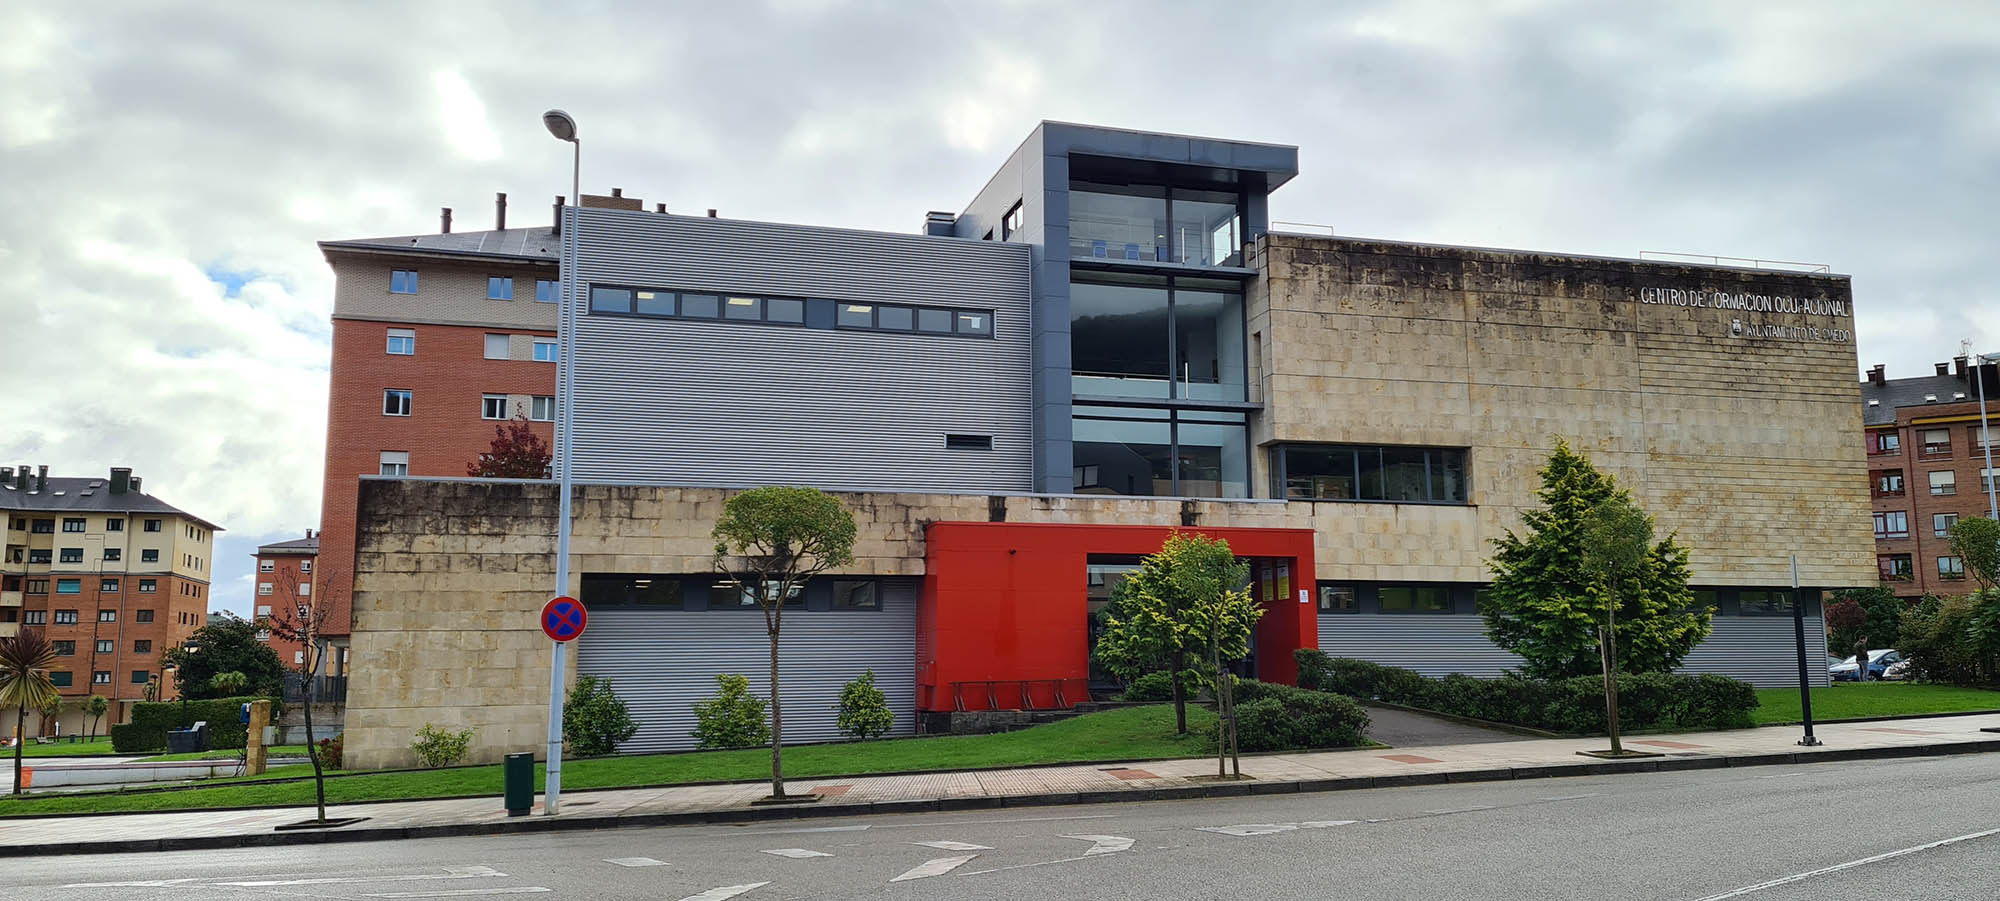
[4,0,1997,617]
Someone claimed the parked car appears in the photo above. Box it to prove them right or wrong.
[1883,658,1912,681]
[1830,649,1901,681]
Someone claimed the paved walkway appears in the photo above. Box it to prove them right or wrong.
[1362,705,1522,746]
[3,712,1997,855]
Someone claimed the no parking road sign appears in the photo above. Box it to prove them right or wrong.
[541,596,587,642]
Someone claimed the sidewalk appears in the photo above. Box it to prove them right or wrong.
[4,712,1997,857]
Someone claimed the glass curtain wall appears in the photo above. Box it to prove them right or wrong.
[1071,274,1245,403]
[1069,182,1245,267]
[1073,406,1247,498]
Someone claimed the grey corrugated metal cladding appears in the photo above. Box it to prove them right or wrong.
[569,209,1034,491]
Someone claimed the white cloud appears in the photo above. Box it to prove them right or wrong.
[432,69,501,162]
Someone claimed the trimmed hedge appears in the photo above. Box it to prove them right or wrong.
[1294,650,1756,734]
[109,696,280,752]
[1217,680,1370,751]
[1121,671,1176,702]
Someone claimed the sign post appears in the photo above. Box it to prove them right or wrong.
[1789,555,1821,747]
[541,595,587,814]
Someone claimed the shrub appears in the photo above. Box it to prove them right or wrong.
[111,695,279,752]
[1226,677,1289,704]
[835,670,895,740]
[314,735,343,769]
[564,675,640,757]
[1901,592,2000,685]
[1227,685,1370,752]
[1121,671,1176,702]
[692,674,770,750]
[410,723,474,768]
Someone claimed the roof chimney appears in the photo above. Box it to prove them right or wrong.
[655,202,667,214]
[37,465,48,492]
[1935,362,1950,376]
[1867,364,1885,386]
[129,475,142,493]
[0,467,12,489]
[706,208,717,218]
[1954,355,1968,378]
[110,467,132,495]
[553,195,565,235]
[611,187,623,198]
[495,192,508,231]
[923,211,957,237]
[440,207,453,234]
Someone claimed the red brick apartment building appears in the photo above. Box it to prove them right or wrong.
[251,531,318,668]
[2,466,216,735]
[1861,355,2000,597]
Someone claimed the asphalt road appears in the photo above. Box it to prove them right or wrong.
[4,754,1997,900]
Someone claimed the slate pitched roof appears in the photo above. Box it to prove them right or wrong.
[319,227,560,262]
[256,535,319,555]
[0,476,221,531]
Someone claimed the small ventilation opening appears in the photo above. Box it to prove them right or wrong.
[945,434,993,451]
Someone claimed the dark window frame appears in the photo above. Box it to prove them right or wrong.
[1001,201,1024,241]
[1376,584,1455,615]
[389,269,419,294]
[62,517,85,532]
[383,388,413,417]
[1737,589,1796,616]
[1273,443,1473,505]
[487,276,514,300]
[589,283,997,339]
[831,579,882,611]
[1317,582,1358,614]
[1071,405,1250,498]
[30,519,53,534]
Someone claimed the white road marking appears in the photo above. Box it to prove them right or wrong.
[676,884,770,901]
[63,878,201,888]
[740,824,871,835]
[1756,772,1805,779]
[220,865,505,887]
[1199,824,1297,836]
[878,814,1118,829]
[761,848,832,859]
[892,855,980,882]
[1684,826,2000,900]
[1421,805,1496,815]
[363,890,551,899]
[911,840,992,851]
[604,857,669,867]
[1062,834,1136,855]
[1539,793,1601,801]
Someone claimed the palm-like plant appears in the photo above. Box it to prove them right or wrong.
[1,630,60,795]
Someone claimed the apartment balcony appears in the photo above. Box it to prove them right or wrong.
[0,622,15,638]
[0,589,20,607]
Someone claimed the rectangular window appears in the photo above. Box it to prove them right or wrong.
[92,671,110,684]
[1935,512,1960,537]
[916,308,954,333]
[837,303,874,328]
[1001,201,1023,241]
[135,609,153,622]
[956,311,992,336]
[679,293,719,318]
[55,579,81,595]
[28,549,49,564]
[98,610,115,622]
[877,305,913,331]
[1069,178,1244,267]
[1939,556,1966,580]
[482,394,510,420]
[379,451,410,477]
[258,582,273,596]
[1868,431,1900,454]
[589,286,633,314]
[23,610,46,623]
[50,671,71,687]
[1921,428,1952,456]
[530,395,555,422]
[1929,470,1956,496]
[58,548,82,564]
[484,333,510,360]
[765,298,804,324]
[30,519,53,534]
[131,670,150,685]
[724,296,762,320]
[301,561,312,574]
[386,328,415,355]
[103,548,120,562]
[390,269,418,294]
[1738,590,1794,616]
[144,519,160,532]
[105,518,122,532]
[133,639,150,653]
[832,580,880,610]
[54,608,78,623]
[1277,445,1469,504]
[62,517,85,532]
[383,389,412,416]
[536,279,560,303]
[1872,511,1909,539]
[579,574,685,608]
[53,641,74,656]
[944,434,992,451]
[1983,468,1997,493]
[138,579,156,593]
[487,276,514,300]
[1318,583,1358,614]
[633,289,674,316]
[299,583,310,596]
[1878,554,1914,581]
[140,549,158,563]
[1873,470,1904,497]
[259,560,274,572]
[95,639,113,653]
[532,339,557,362]
[101,578,118,592]
[1073,406,1248,499]
[1379,586,1452,613]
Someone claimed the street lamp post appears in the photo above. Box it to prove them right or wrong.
[542,108,580,816]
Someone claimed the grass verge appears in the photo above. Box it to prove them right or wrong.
[0,705,1220,818]
[1751,683,2000,725]
[9,739,118,757]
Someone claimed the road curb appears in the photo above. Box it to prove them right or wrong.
[6,738,1999,858]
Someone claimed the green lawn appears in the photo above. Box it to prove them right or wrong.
[0,705,1219,818]
[1752,683,2000,725]
[10,739,117,757]
[140,745,310,763]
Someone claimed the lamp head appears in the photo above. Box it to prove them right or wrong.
[542,109,578,143]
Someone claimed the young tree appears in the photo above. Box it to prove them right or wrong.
[1165,534,1261,777]
[1094,556,1199,734]
[83,695,109,742]
[159,617,288,699]
[712,486,857,800]
[1947,516,2000,591]
[264,566,339,824]
[1483,439,1708,679]
[1,630,59,794]
[1577,496,1656,755]
[467,414,553,479]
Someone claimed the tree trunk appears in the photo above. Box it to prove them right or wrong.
[304,669,326,822]
[1600,624,1623,755]
[768,629,785,799]
[12,703,23,796]
[1212,638,1226,778]
[1170,648,1187,735]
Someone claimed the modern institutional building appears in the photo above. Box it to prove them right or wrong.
[1860,357,1999,596]
[1,466,216,736]
[332,123,1876,768]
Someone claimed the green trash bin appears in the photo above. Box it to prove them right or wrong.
[503,752,534,817]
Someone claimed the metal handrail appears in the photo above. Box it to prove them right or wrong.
[1269,220,1336,235]
[1638,251,1830,273]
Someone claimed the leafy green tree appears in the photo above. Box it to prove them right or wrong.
[1094,556,1200,733]
[1483,439,1710,679]
[209,671,250,697]
[711,486,857,799]
[1947,516,2000,592]
[1577,495,1656,754]
[83,694,110,742]
[692,674,770,750]
[1,630,59,794]
[1825,586,1909,654]
[564,675,640,757]
[835,670,894,740]
[159,617,288,700]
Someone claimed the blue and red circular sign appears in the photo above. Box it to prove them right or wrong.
[541,596,587,642]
